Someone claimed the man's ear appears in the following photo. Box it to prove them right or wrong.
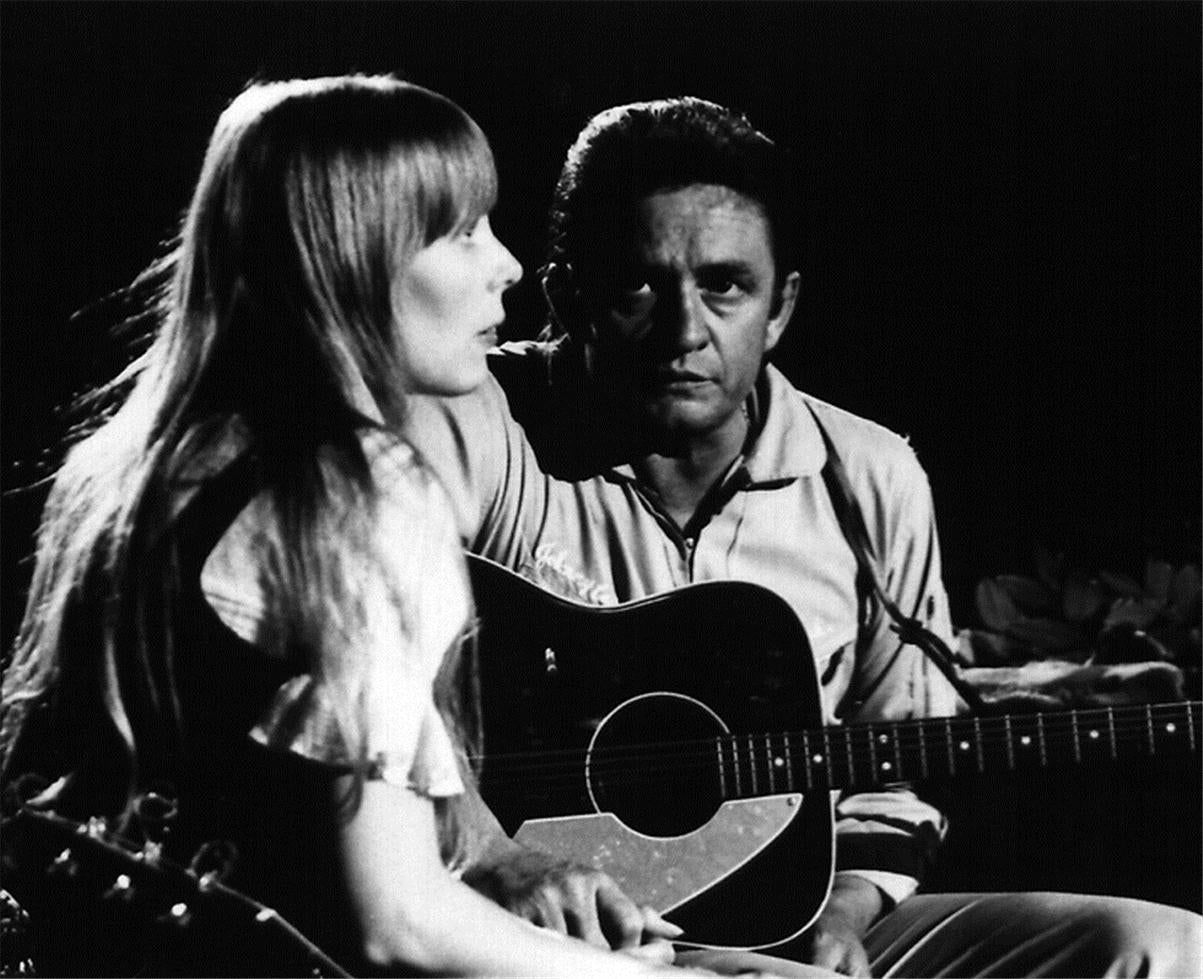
[765,270,800,354]
[540,262,576,338]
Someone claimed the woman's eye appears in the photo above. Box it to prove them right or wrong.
[459,217,486,240]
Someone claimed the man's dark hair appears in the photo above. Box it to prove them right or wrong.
[542,97,799,334]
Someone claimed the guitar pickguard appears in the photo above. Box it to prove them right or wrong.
[514,794,815,916]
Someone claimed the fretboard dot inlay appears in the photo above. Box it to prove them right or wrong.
[812,754,824,764]
[1020,736,1033,746]
[773,757,785,768]
[1166,724,1177,733]
[959,741,971,751]
[1089,730,1100,740]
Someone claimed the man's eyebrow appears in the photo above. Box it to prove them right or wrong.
[695,259,762,278]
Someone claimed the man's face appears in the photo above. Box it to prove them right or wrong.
[582,183,798,447]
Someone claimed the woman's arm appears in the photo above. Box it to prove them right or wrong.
[336,776,679,977]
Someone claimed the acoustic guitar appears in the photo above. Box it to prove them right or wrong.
[467,554,1201,952]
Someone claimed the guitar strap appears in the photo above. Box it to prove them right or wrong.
[806,404,988,714]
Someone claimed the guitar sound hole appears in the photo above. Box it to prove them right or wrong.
[588,694,726,837]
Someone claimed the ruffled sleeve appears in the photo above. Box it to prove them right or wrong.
[200,433,471,799]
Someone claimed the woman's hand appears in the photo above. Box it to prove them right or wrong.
[465,844,683,952]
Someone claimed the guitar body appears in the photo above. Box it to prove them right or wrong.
[468,555,834,951]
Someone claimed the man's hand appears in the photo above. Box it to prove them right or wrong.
[796,875,883,978]
[464,844,681,959]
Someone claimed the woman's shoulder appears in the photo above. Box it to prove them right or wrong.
[357,428,455,529]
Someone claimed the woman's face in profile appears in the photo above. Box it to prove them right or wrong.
[392,214,522,396]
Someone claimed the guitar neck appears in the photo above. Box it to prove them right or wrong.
[712,700,1201,798]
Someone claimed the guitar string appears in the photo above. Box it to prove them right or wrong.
[469,701,1197,766]
[471,704,1200,789]
[476,721,1197,795]
[472,704,1198,773]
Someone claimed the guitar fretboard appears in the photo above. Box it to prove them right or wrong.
[714,701,1201,798]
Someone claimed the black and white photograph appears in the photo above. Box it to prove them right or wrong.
[2,3,1200,976]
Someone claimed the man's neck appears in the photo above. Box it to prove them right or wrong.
[633,411,749,533]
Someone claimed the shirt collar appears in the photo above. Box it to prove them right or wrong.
[739,364,827,485]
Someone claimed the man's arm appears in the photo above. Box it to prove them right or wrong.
[802,435,961,972]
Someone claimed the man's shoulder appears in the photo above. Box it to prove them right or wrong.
[486,339,556,423]
[767,369,929,485]
[486,338,599,476]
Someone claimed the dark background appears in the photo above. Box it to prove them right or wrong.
[3,0,1200,911]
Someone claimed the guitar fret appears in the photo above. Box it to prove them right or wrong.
[1106,706,1117,760]
[732,736,744,796]
[972,716,985,772]
[892,727,903,780]
[1071,709,1082,763]
[821,728,833,788]
[1037,714,1048,766]
[867,724,879,777]
[844,728,856,786]
[1003,715,1015,770]
[715,737,728,799]
[917,722,929,780]
[798,731,810,791]
[944,717,955,776]
[1187,703,1197,753]
[1146,704,1156,755]
[765,735,779,794]
[747,734,759,796]
[784,731,793,793]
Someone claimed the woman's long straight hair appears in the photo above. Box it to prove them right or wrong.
[2,75,495,866]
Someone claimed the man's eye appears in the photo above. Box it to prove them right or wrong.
[700,276,743,298]
[606,276,654,307]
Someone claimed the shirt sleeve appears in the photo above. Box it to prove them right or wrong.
[200,435,470,799]
[404,375,549,571]
[833,446,960,905]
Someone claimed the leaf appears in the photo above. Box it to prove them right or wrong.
[1169,564,1201,617]
[964,628,1031,666]
[1004,617,1086,653]
[1097,570,1144,600]
[1095,623,1173,664]
[975,578,1021,631]
[1103,597,1162,631]
[996,574,1057,616]
[1062,572,1105,623]
[1033,543,1065,591]
[1144,559,1173,603]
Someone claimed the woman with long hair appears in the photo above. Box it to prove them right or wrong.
[0,75,686,976]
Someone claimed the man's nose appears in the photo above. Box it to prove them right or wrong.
[661,285,709,353]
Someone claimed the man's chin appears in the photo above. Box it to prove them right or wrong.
[639,400,725,441]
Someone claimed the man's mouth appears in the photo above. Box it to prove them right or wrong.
[654,368,709,385]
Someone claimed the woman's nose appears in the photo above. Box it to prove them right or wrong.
[492,237,523,291]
